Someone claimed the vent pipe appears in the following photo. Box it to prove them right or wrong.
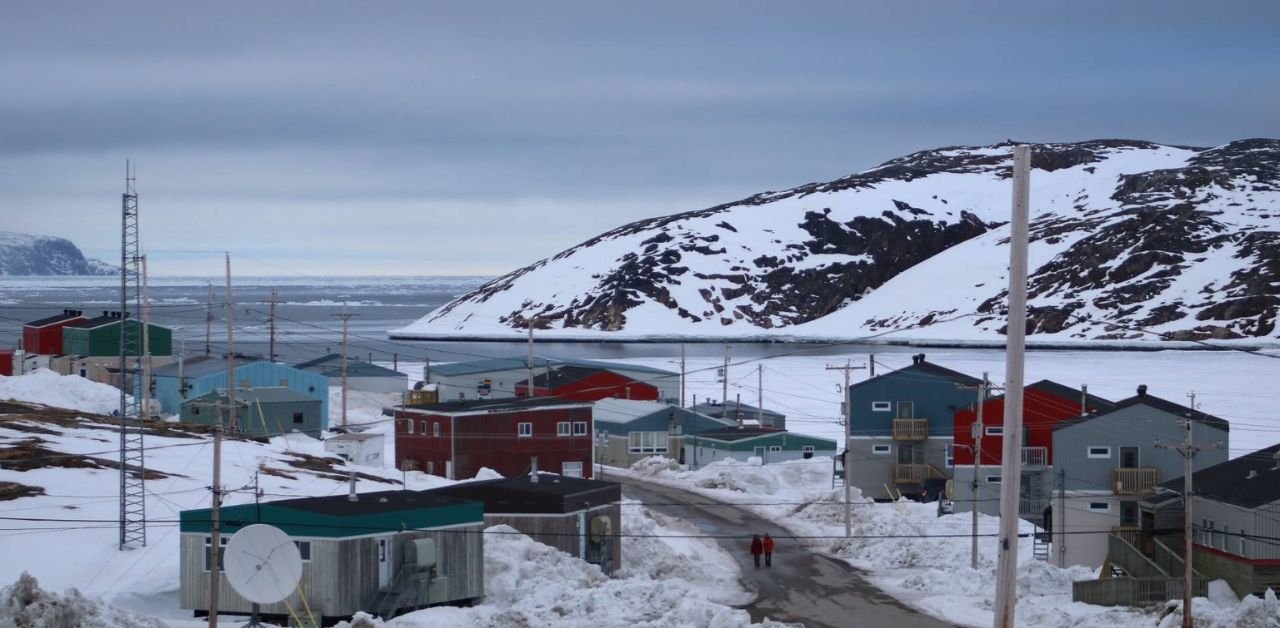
[347,471,358,502]
[1081,384,1088,417]
[530,456,539,483]
[1137,384,1148,398]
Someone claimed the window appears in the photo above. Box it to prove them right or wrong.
[897,401,915,419]
[872,401,891,412]
[872,444,891,455]
[204,536,228,571]
[573,422,588,436]
[419,420,428,434]
[562,461,583,478]
[427,461,434,475]
[192,406,201,416]
[433,422,441,437]
[406,419,414,434]
[557,422,571,437]
[517,422,532,437]
[294,541,311,562]
[628,431,668,453]
[803,445,815,460]
[769,446,781,452]
[985,426,1004,436]
[986,475,1002,484]
[292,411,304,424]
[1239,530,1247,556]
[1088,502,1111,513]
[944,444,955,468]
[1087,446,1111,459]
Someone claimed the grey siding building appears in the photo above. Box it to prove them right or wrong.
[427,356,678,403]
[683,427,837,470]
[592,399,734,468]
[181,387,324,438]
[846,354,983,501]
[1052,386,1228,568]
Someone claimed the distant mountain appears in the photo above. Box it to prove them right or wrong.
[0,232,116,276]
[393,139,1280,345]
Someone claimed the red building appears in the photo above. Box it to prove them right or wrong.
[395,398,595,480]
[0,349,12,376]
[21,310,85,355]
[515,365,659,401]
[952,380,1115,466]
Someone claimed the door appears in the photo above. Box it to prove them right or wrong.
[754,446,766,462]
[897,401,915,419]
[377,538,391,588]
[1120,447,1139,468]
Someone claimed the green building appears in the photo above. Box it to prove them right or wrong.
[61,312,172,357]
[684,427,837,470]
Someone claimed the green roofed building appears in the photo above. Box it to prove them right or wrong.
[684,427,838,470]
[179,490,484,623]
[61,312,172,357]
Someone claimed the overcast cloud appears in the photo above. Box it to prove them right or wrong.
[2,1,1277,275]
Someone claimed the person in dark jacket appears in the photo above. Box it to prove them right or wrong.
[763,533,775,567]
[750,534,763,567]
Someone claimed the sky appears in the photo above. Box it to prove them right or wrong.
[1,1,1277,276]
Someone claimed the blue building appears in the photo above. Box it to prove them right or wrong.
[146,356,330,426]
[846,353,984,500]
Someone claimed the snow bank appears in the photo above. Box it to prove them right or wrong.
[0,370,123,415]
[0,572,165,628]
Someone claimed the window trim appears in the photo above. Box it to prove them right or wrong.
[432,422,441,437]
[573,421,588,436]
[985,425,1004,437]
[871,401,891,412]
[872,444,891,455]
[1088,501,1112,513]
[557,422,571,437]
[986,475,1002,484]
[406,418,414,434]
[944,444,955,468]
[292,411,305,424]
[629,431,669,454]
[768,445,782,452]
[517,422,533,438]
[204,535,229,572]
[1087,446,1111,459]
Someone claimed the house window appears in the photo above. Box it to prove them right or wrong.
[557,422,571,437]
[204,536,228,571]
[573,421,588,436]
[769,446,781,452]
[872,444,891,455]
[294,541,311,562]
[427,461,434,475]
[802,445,815,459]
[872,401,891,412]
[518,422,532,437]
[192,406,201,416]
[628,431,668,453]
[433,422,441,437]
[986,475,1002,484]
[897,401,915,419]
[419,420,428,434]
[562,461,583,478]
[1087,446,1111,459]
[1239,530,1247,556]
[1088,502,1111,513]
[985,426,1004,437]
[406,419,414,434]
[292,411,304,424]
[945,444,955,468]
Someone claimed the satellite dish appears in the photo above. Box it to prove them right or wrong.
[224,524,303,605]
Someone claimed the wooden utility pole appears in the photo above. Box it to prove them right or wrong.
[721,344,730,407]
[1155,392,1223,628]
[994,145,1031,628]
[756,364,763,423]
[259,288,278,362]
[140,256,153,420]
[205,283,213,357]
[679,344,686,408]
[225,254,238,432]
[957,372,994,570]
[826,360,866,538]
[330,304,357,427]
[527,318,536,398]
[207,398,224,628]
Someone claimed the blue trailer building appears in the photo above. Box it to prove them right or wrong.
[146,356,330,425]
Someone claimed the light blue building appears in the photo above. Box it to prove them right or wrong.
[146,356,330,426]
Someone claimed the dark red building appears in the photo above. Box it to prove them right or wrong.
[21,310,85,355]
[952,380,1115,466]
[0,349,13,376]
[395,398,595,480]
[514,365,659,401]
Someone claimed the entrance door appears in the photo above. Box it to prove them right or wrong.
[377,538,391,588]
[1120,447,1139,468]
[754,446,766,462]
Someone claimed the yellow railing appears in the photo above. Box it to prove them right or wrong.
[892,418,929,441]
[1113,468,1158,495]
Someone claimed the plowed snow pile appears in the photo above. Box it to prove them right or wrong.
[0,371,122,415]
[0,572,165,628]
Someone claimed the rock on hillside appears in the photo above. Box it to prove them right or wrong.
[0,231,115,276]
[393,139,1280,344]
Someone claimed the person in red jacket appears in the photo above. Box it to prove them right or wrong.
[750,534,763,567]
[763,533,775,567]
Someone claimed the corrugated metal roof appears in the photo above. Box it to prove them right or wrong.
[592,399,673,424]
[24,311,85,328]
[1160,443,1280,509]
[430,355,676,378]
[152,356,257,378]
[403,396,590,414]
[190,386,318,405]
[1054,391,1229,432]
[690,401,785,421]
[294,353,407,379]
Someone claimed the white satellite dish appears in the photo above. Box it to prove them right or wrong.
[224,524,304,605]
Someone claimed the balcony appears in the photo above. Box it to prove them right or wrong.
[893,463,945,484]
[1019,497,1051,521]
[1113,467,1158,495]
[892,418,929,441]
[1021,446,1049,468]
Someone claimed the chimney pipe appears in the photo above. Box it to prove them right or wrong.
[1137,384,1148,398]
[1081,384,1088,417]
[530,457,539,483]
[347,471,358,502]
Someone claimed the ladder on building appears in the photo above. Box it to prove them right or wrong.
[1032,525,1050,562]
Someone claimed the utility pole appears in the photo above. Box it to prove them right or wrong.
[957,372,992,570]
[757,364,763,424]
[1155,392,1223,628]
[827,360,866,538]
[721,344,730,407]
[330,304,357,428]
[207,398,225,628]
[994,145,1031,628]
[225,254,237,432]
[527,318,536,398]
[259,287,278,362]
[424,356,431,384]
[679,344,686,408]
[205,283,213,358]
[869,354,876,378]
[140,255,153,420]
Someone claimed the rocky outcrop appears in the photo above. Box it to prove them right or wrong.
[0,232,115,276]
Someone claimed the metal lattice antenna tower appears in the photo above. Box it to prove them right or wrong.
[118,161,147,550]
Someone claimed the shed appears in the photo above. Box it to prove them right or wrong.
[21,309,85,355]
[295,353,409,394]
[326,432,387,467]
[430,472,622,573]
[683,427,837,470]
[179,490,485,623]
[180,387,323,438]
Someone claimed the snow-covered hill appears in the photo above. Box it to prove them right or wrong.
[392,139,1280,345]
[0,231,115,276]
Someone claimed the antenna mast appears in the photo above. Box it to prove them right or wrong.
[118,160,147,549]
